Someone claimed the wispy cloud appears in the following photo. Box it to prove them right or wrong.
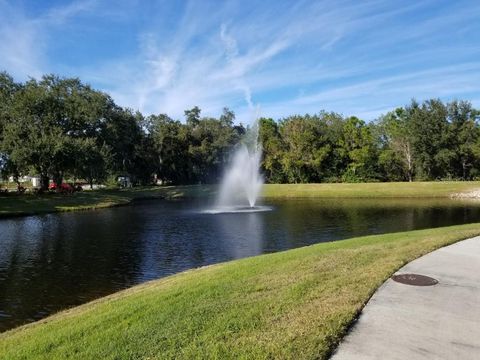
[0,1,44,78]
[0,0,99,78]
[0,0,479,122]
[42,0,98,25]
[220,23,254,109]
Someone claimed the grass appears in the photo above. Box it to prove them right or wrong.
[0,185,215,218]
[1,181,480,218]
[262,181,480,198]
[1,223,480,359]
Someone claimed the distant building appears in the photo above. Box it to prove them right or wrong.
[8,175,33,183]
[31,176,41,188]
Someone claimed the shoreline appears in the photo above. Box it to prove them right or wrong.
[1,182,480,220]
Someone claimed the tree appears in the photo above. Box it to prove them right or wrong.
[219,107,235,127]
[0,72,20,182]
[101,107,145,182]
[188,115,243,183]
[446,100,480,179]
[73,139,112,189]
[409,99,449,179]
[377,108,415,181]
[0,72,17,135]
[2,75,112,189]
[279,114,331,183]
[320,111,347,180]
[184,106,201,127]
[150,114,190,184]
[258,118,285,183]
[338,117,378,182]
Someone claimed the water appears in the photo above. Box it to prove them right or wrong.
[1,197,480,331]
[216,121,263,210]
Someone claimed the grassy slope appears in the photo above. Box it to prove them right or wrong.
[1,223,480,359]
[1,181,480,218]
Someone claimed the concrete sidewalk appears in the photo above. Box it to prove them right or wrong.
[332,236,480,360]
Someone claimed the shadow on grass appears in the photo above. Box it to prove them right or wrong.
[0,185,217,218]
[0,191,130,217]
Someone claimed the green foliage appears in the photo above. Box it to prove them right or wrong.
[259,118,285,183]
[0,74,119,189]
[375,99,480,181]
[150,114,189,184]
[73,139,112,188]
[1,70,480,186]
[149,108,244,184]
[279,114,331,183]
[187,114,244,183]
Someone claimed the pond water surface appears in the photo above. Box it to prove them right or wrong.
[1,197,480,331]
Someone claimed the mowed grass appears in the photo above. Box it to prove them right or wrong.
[1,223,480,359]
[0,185,215,218]
[262,181,480,198]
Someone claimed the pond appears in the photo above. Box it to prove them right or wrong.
[1,197,480,332]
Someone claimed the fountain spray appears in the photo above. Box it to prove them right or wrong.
[217,120,264,209]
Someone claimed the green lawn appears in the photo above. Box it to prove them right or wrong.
[1,223,480,359]
[0,185,215,218]
[262,181,480,198]
[1,182,480,218]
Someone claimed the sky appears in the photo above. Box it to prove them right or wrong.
[0,0,479,123]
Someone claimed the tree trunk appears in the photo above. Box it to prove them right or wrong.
[403,142,413,182]
[53,172,63,187]
[40,175,50,191]
[13,174,20,189]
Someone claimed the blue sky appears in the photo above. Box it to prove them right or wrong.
[1,0,479,123]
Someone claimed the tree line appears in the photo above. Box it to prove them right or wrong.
[260,100,480,183]
[1,71,479,190]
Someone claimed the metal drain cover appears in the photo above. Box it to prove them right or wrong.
[391,273,438,286]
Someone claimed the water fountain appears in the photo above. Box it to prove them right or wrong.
[204,120,271,214]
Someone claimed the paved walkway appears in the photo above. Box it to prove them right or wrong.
[332,236,480,360]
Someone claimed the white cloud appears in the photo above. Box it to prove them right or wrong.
[43,0,98,25]
[0,0,479,122]
[0,2,45,78]
[0,0,99,79]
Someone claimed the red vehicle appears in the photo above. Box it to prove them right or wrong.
[49,182,75,193]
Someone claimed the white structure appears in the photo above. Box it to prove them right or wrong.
[117,176,132,188]
[31,177,41,189]
[8,175,33,183]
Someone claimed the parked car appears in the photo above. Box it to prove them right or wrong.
[49,182,75,193]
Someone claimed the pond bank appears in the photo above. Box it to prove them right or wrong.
[1,182,480,219]
[0,185,215,219]
[1,223,480,359]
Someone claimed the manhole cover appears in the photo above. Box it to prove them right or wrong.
[391,273,438,286]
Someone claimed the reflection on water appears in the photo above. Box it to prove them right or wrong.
[1,197,480,331]
[216,212,263,258]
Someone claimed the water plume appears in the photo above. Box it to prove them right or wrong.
[201,119,270,214]
[217,120,264,209]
